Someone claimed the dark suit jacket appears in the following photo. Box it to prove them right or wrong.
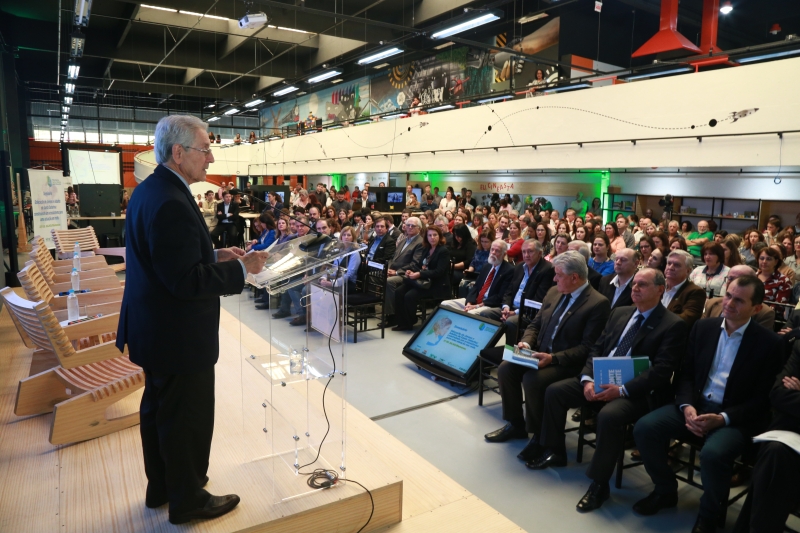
[365,233,396,265]
[502,259,554,310]
[666,280,706,330]
[387,226,403,241]
[703,296,776,330]
[216,200,240,223]
[466,261,514,308]
[389,234,424,272]
[418,245,452,298]
[676,317,782,435]
[598,273,633,309]
[116,164,245,374]
[520,284,611,369]
[768,342,800,434]
[582,304,688,407]
[587,266,602,290]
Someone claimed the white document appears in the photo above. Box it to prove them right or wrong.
[524,299,542,309]
[752,430,800,455]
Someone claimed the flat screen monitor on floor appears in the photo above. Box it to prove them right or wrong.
[402,307,503,383]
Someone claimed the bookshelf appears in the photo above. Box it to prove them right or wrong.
[602,193,636,224]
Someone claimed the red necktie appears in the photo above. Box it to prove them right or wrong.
[476,267,496,305]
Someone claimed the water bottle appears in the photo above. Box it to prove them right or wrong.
[71,268,80,291]
[73,241,81,256]
[72,251,81,271]
[289,348,304,375]
[67,290,80,322]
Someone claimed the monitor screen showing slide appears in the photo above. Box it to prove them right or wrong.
[68,150,121,185]
[403,307,503,379]
[386,192,404,203]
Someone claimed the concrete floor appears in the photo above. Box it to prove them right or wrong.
[223,290,799,533]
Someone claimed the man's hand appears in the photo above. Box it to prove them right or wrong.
[534,352,553,368]
[517,342,531,350]
[388,269,397,276]
[501,307,515,321]
[683,405,705,437]
[241,250,269,274]
[407,271,421,280]
[594,384,623,402]
[778,327,793,336]
[694,414,725,434]
[217,247,246,262]
[783,376,800,391]
[583,381,596,402]
[464,303,477,312]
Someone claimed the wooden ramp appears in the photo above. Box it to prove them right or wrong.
[0,304,523,533]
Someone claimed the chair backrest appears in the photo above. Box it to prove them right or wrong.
[0,287,36,349]
[362,259,388,300]
[18,262,55,304]
[51,227,100,256]
[0,287,75,360]
[29,246,57,284]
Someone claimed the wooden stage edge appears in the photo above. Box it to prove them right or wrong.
[0,302,524,533]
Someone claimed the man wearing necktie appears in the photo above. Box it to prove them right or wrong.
[440,240,514,315]
[528,268,688,514]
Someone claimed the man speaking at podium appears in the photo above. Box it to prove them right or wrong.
[116,115,268,524]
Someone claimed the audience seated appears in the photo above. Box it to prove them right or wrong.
[364,216,396,265]
[528,268,688,514]
[598,248,638,309]
[246,213,276,251]
[381,217,426,328]
[633,275,781,533]
[483,251,610,458]
[441,240,513,316]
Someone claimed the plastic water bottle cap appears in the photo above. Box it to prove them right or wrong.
[68,289,75,295]
[72,268,77,272]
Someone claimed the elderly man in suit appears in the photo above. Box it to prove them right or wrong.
[661,249,707,329]
[381,217,425,327]
[703,264,775,329]
[483,252,611,460]
[495,239,556,344]
[440,239,514,315]
[598,248,638,309]
[117,115,268,524]
[633,275,782,533]
[528,268,688,514]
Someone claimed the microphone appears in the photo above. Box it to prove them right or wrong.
[248,194,331,252]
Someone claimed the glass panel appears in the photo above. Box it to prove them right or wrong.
[102,133,117,144]
[85,132,100,143]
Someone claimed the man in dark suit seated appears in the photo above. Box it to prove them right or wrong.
[568,240,602,289]
[440,239,513,316]
[662,250,707,330]
[598,248,638,309]
[703,264,775,330]
[528,268,688,514]
[733,341,800,533]
[633,275,782,533]
[381,217,425,328]
[117,115,268,524]
[209,190,239,248]
[483,251,611,460]
[364,216,396,265]
[495,239,555,344]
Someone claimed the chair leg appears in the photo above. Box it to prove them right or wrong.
[577,404,586,464]
[478,358,485,406]
[15,368,81,417]
[49,380,144,445]
[688,446,697,484]
[615,426,626,489]
[353,308,358,344]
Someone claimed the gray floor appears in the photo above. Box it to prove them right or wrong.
[222,290,800,533]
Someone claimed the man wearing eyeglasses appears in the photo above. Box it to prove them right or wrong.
[117,115,269,525]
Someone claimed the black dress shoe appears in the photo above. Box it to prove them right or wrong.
[632,491,678,516]
[691,515,717,533]
[169,494,241,525]
[571,407,582,422]
[146,476,210,509]
[255,303,270,310]
[391,325,413,332]
[525,449,567,470]
[272,311,291,318]
[289,316,307,326]
[517,438,543,461]
[377,316,397,328]
[484,424,528,443]
[576,482,610,513]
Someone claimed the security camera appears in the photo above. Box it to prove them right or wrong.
[239,12,268,29]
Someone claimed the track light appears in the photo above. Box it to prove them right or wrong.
[207,116,221,122]
[273,86,299,96]
[428,11,502,40]
[357,47,403,65]
[223,108,239,115]
[244,98,264,107]
[308,70,342,83]
[62,106,70,113]
[540,83,592,93]
[65,83,76,94]
[67,62,80,80]
[64,96,73,105]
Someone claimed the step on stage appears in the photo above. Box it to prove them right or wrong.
[0,305,522,532]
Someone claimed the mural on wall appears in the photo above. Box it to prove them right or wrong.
[260,79,371,131]
[491,17,561,90]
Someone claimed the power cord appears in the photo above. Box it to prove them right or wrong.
[297,255,374,533]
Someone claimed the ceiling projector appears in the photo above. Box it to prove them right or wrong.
[239,12,268,29]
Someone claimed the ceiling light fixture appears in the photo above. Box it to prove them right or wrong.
[141,4,177,13]
[62,114,69,120]
[207,116,221,122]
[69,31,85,57]
[67,62,80,79]
[273,86,299,96]
[244,98,265,107]
[74,0,92,27]
[223,108,240,115]
[737,48,800,63]
[179,10,229,21]
[719,1,733,14]
[429,11,502,40]
[62,106,70,113]
[427,104,455,112]
[64,96,73,105]
[518,12,549,24]
[623,67,692,81]
[206,103,216,108]
[308,70,342,83]
[373,63,390,69]
[433,41,455,50]
[277,26,311,33]
[357,47,403,65]
[64,83,76,94]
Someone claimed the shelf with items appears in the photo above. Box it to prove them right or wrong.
[670,196,761,234]
[602,192,636,224]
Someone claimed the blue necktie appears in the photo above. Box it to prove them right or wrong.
[614,314,644,357]
[540,293,571,353]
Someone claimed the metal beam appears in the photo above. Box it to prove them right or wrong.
[183,68,205,84]
[117,5,140,48]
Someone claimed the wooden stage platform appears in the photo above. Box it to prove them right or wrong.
[0,300,523,532]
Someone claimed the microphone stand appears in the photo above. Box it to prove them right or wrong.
[247,194,331,252]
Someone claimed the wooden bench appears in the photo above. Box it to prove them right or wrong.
[51,227,126,272]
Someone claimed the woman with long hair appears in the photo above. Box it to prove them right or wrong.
[574,226,589,243]
[338,209,351,228]
[467,232,493,274]
[393,225,451,331]
[783,234,800,280]
[721,238,743,268]
[740,229,764,264]
[451,223,478,288]
[589,233,614,275]
[680,220,694,239]
[652,231,669,255]
[588,197,602,217]
[275,217,293,244]
[505,222,524,263]
[669,236,687,252]
[545,232,571,262]
[770,244,797,284]
[534,223,552,257]
[318,226,360,293]
[637,236,656,268]
[605,223,626,255]
[439,190,457,213]
[757,246,793,309]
